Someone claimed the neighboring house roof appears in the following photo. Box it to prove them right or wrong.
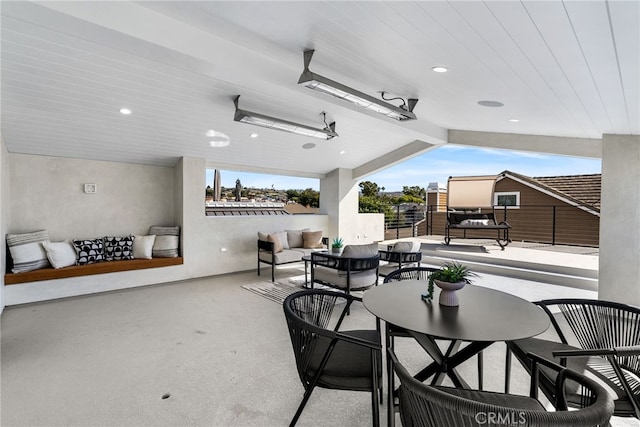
[499,170,601,215]
[284,203,320,215]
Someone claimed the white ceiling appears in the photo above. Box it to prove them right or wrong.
[1,1,638,178]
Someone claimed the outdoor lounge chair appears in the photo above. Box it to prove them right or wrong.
[505,298,640,419]
[377,241,422,277]
[310,243,380,297]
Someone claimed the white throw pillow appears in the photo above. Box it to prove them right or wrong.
[7,230,51,273]
[133,235,156,259]
[149,226,180,258]
[41,241,77,269]
[275,231,289,249]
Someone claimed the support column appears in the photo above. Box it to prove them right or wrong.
[320,168,385,245]
[319,168,359,243]
[598,134,640,306]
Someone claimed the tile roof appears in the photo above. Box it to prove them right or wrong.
[502,170,601,213]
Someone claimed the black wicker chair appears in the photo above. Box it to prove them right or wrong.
[389,347,614,427]
[378,241,423,277]
[283,289,383,427]
[505,298,640,419]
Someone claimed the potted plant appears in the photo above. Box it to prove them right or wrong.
[331,237,344,254]
[424,261,476,306]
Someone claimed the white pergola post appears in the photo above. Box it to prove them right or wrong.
[598,134,640,306]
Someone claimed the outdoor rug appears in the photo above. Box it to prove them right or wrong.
[241,275,347,304]
[241,275,307,304]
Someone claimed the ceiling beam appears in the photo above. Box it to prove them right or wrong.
[352,140,438,180]
[448,130,602,159]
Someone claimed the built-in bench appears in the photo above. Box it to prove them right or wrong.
[445,211,511,249]
[4,257,184,285]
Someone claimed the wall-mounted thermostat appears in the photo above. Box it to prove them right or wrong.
[84,183,97,194]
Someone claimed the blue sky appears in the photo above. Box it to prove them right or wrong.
[208,146,601,192]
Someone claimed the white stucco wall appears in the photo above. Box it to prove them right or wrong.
[599,134,640,306]
[8,154,176,239]
[0,137,9,313]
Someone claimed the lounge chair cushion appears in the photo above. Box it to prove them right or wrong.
[313,265,377,290]
[286,228,310,248]
[342,243,379,258]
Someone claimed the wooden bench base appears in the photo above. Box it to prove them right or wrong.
[4,257,184,285]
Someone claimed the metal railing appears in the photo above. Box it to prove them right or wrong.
[383,204,426,240]
[418,204,599,247]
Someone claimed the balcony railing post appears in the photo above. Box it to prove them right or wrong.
[396,205,400,239]
[552,205,557,246]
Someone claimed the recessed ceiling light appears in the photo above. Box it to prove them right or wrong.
[119,108,132,115]
[250,133,259,138]
[478,100,504,107]
[302,143,316,149]
[431,66,448,73]
[209,140,230,148]
[339,150,346,154]
[206,129,230,147]
[508,118,520,122]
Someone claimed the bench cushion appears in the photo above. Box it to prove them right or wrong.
[286,228,310,248]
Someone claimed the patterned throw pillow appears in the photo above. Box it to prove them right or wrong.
[148,226,180,258]
[6,230,51,273]
[72,238,105,265]
[104,236,134,261]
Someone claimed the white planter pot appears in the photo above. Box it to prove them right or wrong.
[434,279,466,306]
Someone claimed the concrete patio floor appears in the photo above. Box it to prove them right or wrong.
[2,244,637,426]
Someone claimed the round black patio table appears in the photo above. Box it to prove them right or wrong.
[363,280,550,427]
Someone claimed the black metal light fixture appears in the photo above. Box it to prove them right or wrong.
[233,95,338,140]
[298,49,418,121]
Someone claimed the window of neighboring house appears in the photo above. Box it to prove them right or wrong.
[494,191,520,209]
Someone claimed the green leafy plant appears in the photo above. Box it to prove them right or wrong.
[424,262,476,300]
[331,237,344,249]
